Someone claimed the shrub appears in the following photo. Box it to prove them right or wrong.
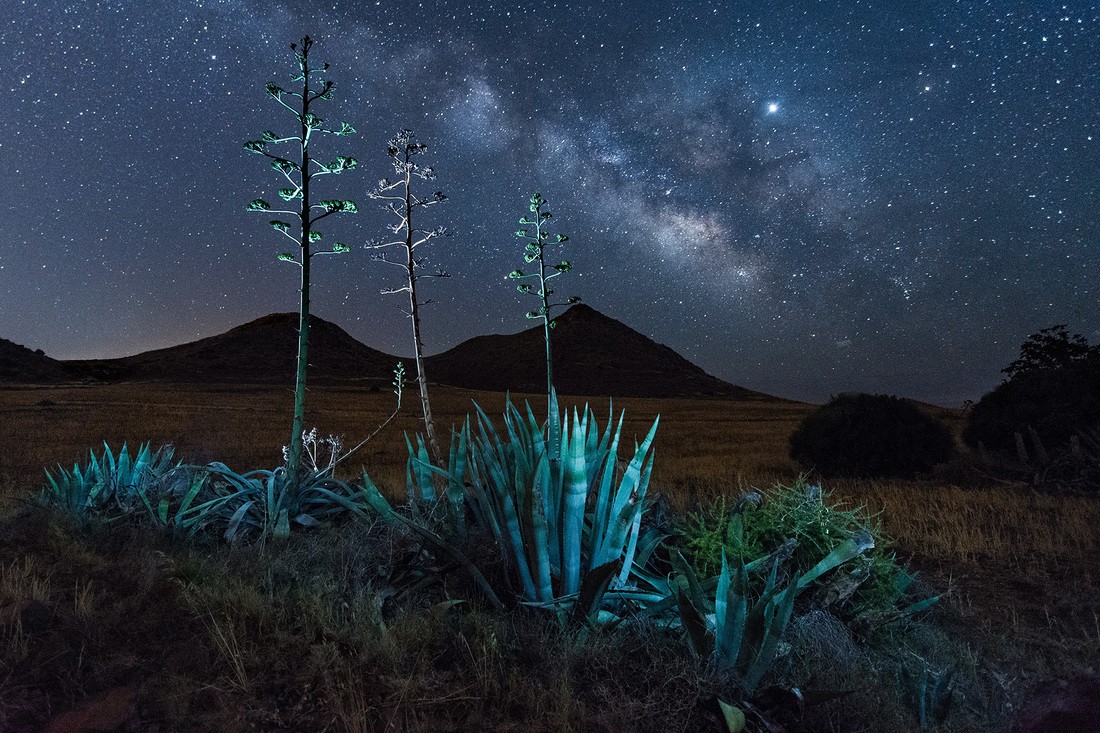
[963,355,1100,459]
[789,393,956,478]
[676,480,935,623]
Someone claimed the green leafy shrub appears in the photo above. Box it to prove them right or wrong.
[789,393,956,478]
[676,480,935,623]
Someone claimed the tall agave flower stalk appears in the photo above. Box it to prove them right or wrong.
[508,194,580,418]
[244,35,358,494]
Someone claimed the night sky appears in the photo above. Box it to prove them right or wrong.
[3,1,1097,404]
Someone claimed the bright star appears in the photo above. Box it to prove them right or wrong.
[767,102,779,114]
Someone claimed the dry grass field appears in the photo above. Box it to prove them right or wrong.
[2,380,1098,721]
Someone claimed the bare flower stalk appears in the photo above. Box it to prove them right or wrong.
[366,130,450,467]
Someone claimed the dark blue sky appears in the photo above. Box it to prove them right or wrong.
[3,0,1097,404]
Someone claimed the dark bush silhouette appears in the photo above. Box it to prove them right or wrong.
[789,393,956,478]
[1001,324,1092,380]
[963,353,1100,458]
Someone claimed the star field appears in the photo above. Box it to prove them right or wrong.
[2,0,1097,404]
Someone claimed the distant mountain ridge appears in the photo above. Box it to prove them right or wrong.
[64,313,399,385]
[425,304,771,400]
[0,338,70,383]
[2,306,775,400]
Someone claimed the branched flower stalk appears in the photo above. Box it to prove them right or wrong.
[244,35,358,493]
[509,193,579,409]
[366,130,450,467]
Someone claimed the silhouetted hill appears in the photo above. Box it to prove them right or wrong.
[0,338,69,383]
[65,313,400,385]
[426,304,775,400]
[13,307,777,399]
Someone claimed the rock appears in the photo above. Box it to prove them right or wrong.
[18,599,55,635]
[43,685,135,733]
[1014,674,1100,733]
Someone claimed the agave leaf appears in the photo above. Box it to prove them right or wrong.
[473,401,509,470]
[176,471,205,514]
[744,582,797,691]
[570,560,619,627]
[407,434,435,502]
[607,416,659,531]
[898,594,941,618]
[103,442,117,485]
[796,529,875,591]
[714,550,748,670]
[717,700,747,733]
[530,456,554,601]
[632,526,668,570]
[892,566,917,595]
[672,551,708,613]
[616,448,655,585]
[590,410,625,547]
[446,419,469,536]
[594,495,640,572]
[415,434,434,497]
[176,492,238,528]
[587,402,615,488]
[502,486,539,601]
[310,486,369,519]
[225,500,255,543]
[676,577,710,657]
[737,560,782,672]
[561,408,589,596]
[591,440,654,571]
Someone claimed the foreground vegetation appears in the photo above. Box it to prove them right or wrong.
[2,383,1098,731]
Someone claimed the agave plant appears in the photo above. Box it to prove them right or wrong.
[136,466,241,539]
[667,528,873,692]
[899,664,956,732]
[632,497,875,693]
[40,442,176,524]
[202,462,373,542]
[382,390,660,623]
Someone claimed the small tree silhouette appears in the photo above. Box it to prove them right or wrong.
[508,193,579,405]
[1002,324,1091,380]
[244,35,358,490]
[366,130,450,466]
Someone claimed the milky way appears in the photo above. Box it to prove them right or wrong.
[3,0,1097,404]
